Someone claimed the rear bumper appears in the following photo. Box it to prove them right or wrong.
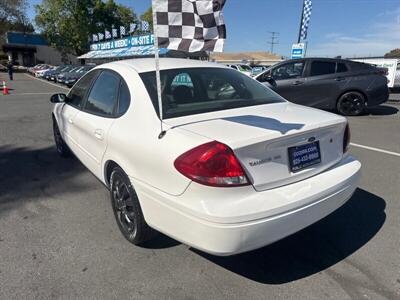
[366,85,389,107]
[133,155,361,256]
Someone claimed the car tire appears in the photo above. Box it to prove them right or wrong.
[53,119,71,157]
[110,167,156,245]
[337,91,366,116]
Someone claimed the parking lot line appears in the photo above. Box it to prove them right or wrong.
[24,73,69,91]
[350,143,400,157]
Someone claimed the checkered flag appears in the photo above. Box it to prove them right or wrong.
[129,23,137,34]
[112,28,118,38]
[98,32,104,40]
[92,34,98,42]
[153,0,227,52]
[105,30,112,39]
[142,20,150,32]
[300,0,312,40]
[120,26,126,36]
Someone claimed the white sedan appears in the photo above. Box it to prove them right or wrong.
[50,58,361,256]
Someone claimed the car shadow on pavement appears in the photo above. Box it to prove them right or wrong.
[193,188,386,284]
[365,105,399,116]
[0,145,87,216]
[141,233,181,249]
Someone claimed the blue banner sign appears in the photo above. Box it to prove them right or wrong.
[90,34,154,51]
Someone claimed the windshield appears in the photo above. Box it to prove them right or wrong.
[140,67,284,119]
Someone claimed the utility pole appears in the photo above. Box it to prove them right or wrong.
[267,31,279,54]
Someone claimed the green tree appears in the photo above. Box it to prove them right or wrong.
[0,0,34,55]
[140,6,153,32]
[35,0,136,57]
[385,49,400,58]
[0,0,28,24]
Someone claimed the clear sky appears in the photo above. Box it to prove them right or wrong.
[27,0,400,57]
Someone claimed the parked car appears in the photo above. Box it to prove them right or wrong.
[58,66,84,85]
[255,58,389,116]
[28,64,44,74]
[48,65,74,82]
[36,65,56,78]
[251,65,269,77]
[28,64,50,76]
[34,65,52,77]
[50,58,361,256]
[56,66,80,84]
[64,65,95,87]
[44,65,66,80]
[226,64,253,76]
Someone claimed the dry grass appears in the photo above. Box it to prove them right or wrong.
[210,51,281,61]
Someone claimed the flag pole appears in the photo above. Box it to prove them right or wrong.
[297,0,305,43]
[152,1,165,139]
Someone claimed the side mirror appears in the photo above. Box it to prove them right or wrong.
[263,73,277,87]
[50,93,67,103]
[264,73,274,82]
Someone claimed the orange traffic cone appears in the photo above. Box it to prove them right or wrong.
[2,81,9,95]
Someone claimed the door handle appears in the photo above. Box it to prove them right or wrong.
[94,129,104,140]
[293,80,304,86]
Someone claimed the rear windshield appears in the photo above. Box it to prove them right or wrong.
[140,67,284,119]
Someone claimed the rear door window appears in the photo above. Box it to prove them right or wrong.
[84,71,120,117]
[310,61,336,76]
[117,80,131,115]
[336,63,348,73]
[67,70,99,108]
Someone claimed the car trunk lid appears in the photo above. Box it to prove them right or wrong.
[165,103,347,191]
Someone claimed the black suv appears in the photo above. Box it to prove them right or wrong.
[255,58,389,116]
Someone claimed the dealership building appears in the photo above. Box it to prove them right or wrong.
[3,31,282,67]
[2,32,76,66]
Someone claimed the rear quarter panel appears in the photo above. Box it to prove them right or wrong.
[102,66,210,196]
[345,72,388,105]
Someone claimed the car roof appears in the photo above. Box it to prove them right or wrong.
[287,57,352,64]
[97,58,227,73]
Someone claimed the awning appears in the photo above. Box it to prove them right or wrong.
[78,45,167,59]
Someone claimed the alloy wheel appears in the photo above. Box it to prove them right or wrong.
[339,92,365,116]
[111,174,137,239]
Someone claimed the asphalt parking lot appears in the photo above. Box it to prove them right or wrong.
[0,73,399,299]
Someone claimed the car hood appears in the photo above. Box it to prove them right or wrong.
[65,73,83,79]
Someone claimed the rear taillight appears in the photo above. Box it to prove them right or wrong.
[343,123,351,153]
[174,141,250,187]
